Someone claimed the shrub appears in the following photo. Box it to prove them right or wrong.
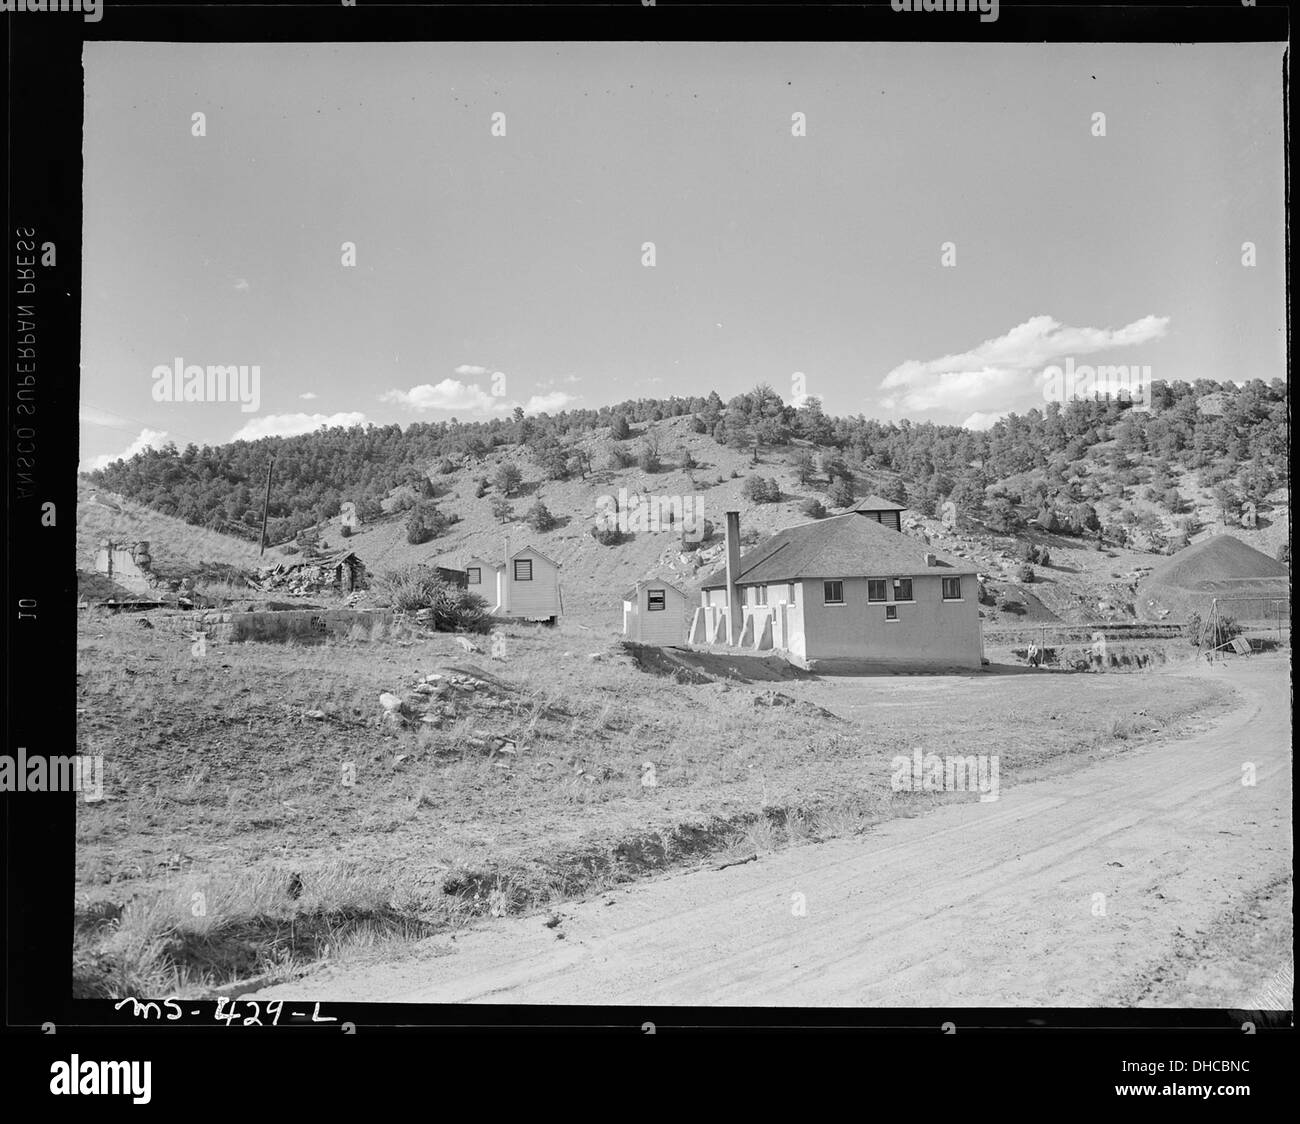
[590,524,628,547]
[799,497,827,519]
[607,445,635,470]
[340,524,352,538]
[826,476,855,507]
[474,476,489,499]
[609,414,631,440]
[792,450,816,485]
[437,457,456,475]
[684,518,715,546]
[494,462,522,496]
[406,501,451,545]
[377,566,492,632]
[741,475,780,503]
[680,448,697,470]
[525,500,558,532]
[491,497,514,523]
[1017,563,1035,583]
[637,444,662,473]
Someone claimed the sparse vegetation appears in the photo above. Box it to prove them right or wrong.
[405,500,454,545]
[73,614,1233,998]
[741,475,781,504]
[525,500,558,532]
[826,477,854,507]
[494,462,522,496]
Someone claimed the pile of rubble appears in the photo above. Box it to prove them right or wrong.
[376,671,517,744]
[251,549,367,596]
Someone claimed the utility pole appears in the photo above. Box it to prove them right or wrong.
[258,455,275,557]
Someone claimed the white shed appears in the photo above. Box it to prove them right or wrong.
[455,546,562,622]
[464,555,503,609]
[622,579,689,647]
[501,546,561,621]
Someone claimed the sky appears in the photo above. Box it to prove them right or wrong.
[81,40,1287,471]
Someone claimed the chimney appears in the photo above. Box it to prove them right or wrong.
[924,552,937,567]
[724,510,743,645]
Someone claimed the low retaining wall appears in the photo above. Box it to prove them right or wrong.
[175,608,405,643]
[983,622,1185,646]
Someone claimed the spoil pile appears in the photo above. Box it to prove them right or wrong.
[1138,535,1288,622]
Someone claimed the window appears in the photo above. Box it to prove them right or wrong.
[467,567,481,585]
[788,583,797,604]
[892,577,914,602]
[754,585,768,606]
[646,589,666,612]
[867,579,888,603]
[823,581,845,605]
[942,577,963,600]
[885,605,899,621]
[513,558,533,581]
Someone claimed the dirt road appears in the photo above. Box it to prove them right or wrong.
[254,659,1291,1007]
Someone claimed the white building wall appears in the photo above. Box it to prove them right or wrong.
[633,585,688,646]
[503,550,560,618]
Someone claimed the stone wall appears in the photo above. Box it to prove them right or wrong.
[93,540,158,595]
[178,607,404,644]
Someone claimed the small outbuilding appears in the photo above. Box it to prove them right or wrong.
[622,579,689,647]
[458,545,562,623]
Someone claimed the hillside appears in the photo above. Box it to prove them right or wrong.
[82,380,1289,627]
[76,478,289,595]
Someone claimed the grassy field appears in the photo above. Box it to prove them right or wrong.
[74,610,1235,998]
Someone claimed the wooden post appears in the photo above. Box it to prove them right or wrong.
[258,456,275,557]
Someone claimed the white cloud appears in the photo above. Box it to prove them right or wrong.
[79,404,127,428]
[523,391,578,414]
[563,374,582,384]
[81,428,169,472]
[230,412,367,441]
[453,364,489,377]
[299,391,318,400]
[381,379,508,414]
[233,278,250,292]
[961,411,1010,432]
[879,314,1170,413]
[382,371,578,417]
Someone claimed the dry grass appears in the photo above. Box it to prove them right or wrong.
[74,611,1234,997]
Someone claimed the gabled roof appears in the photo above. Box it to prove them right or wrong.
[699,512,976,590]
[286,549,362,569]
[457,545,562,570]
[853,495,906,513]
[508,544,560,568]
[622,578,687,601]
